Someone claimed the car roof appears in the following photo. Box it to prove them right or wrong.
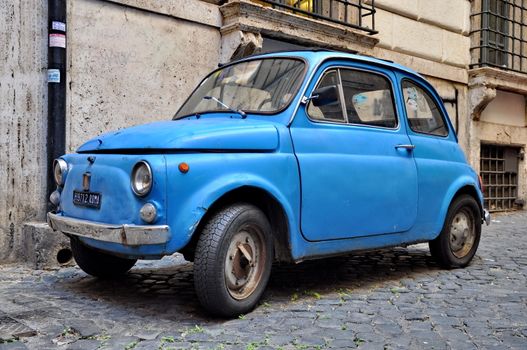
[232,49,422,79]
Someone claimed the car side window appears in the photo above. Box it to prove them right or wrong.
[340,69,397,128]
[307,70,345,123]
[402,80,448,136]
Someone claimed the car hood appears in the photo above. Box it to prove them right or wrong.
[76,117,280,152]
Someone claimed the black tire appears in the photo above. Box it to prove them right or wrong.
[429,195,481,268]
[193,203,273,317]
[70,238,137,278]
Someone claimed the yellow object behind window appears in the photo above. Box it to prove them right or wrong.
[287,0,314,12]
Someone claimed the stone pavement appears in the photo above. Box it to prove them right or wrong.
[0,212,526,350]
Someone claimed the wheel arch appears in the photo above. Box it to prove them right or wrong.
[181,185,294,263]
[434,177,484,239]
[452,185,484,216]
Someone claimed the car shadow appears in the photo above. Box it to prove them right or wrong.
[266,245,441,300]
[56,245,452,323]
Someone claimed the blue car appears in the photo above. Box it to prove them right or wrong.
[48,50,490,317]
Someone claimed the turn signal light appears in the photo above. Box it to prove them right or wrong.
[178,162,189,174]
[140,203,157,223]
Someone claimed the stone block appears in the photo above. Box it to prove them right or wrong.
[104,0,222,28]
[373,47,468,84]
[442,30,470,67]
[220,29,263,64]
[22,222,73,270]
[392,16,443,62]
[418,0,471,34]
[373,8,394,50]
[370,0,419,19]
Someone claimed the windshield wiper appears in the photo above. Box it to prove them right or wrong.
[203,96,247,119]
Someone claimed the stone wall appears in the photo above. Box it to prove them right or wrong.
[467,66,527,208]
[0,0,222,262]
[480,91,526,127]
[2,0,525,263]
[66,0,222,151]
[370,0,470,84]
[0,0,49,261]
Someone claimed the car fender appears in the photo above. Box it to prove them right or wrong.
[165,166,300,254]
[433,174,481,238]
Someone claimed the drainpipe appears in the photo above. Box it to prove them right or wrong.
[442,88,459,136]
[47,0,67,211]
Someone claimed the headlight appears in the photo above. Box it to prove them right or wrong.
[131,161,153,196]
[53,159,68,186]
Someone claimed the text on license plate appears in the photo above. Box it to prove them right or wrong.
[73,191,102,209]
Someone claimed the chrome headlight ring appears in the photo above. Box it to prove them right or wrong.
[53,159,68,186]
[131,161,153,197]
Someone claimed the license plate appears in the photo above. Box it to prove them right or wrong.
[73,190,102,209]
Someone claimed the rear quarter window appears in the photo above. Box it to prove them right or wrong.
[402,80,448,137]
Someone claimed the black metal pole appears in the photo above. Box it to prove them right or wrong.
[454,88,459,134]
[47,0,67,211]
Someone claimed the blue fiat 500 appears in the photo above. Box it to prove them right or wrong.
[48,50,490,317]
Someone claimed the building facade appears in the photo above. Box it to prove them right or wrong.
[469,0,527,212]
[1,0,525,265]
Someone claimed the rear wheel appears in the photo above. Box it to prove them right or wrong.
[193,203,273,317]
[429,195,481,268]
[70,238,137,278]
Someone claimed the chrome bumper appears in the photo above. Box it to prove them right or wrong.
[483,209,491,226]
[47,212,170,246]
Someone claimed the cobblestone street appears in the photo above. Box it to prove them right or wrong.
[0,212,526,350]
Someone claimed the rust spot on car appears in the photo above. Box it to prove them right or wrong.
[120,228,127,245]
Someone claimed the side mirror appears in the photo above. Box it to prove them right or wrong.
[311,85,339,107]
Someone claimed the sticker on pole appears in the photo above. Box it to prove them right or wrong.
[52,21,66,32]
[49,33,66,48]
[48,69,60,83]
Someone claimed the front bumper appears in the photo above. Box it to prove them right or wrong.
[47,212,170,246]
[483,209,491,226]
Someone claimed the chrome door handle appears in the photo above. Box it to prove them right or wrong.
[395,144,416,150]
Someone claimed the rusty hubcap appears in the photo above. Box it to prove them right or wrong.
[225,226,265,300]
[450,209,475,258]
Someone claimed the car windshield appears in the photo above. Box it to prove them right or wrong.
[175,58,305,118]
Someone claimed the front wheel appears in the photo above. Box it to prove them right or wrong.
[429,195,481,268]
[70,238,137,278]
[193,203,273,317]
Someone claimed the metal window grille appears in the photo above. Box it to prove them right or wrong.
[480,144,520,211]
[258,0,377,34]
[470,0,527,74]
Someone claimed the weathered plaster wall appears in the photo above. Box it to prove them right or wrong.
[1,0,222,263]
[0,1,48,261]
[66,0,222,151]
[371,0,471,85]
[480,91,527,127]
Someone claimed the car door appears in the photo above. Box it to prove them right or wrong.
[290,62,418,241]
[398,75,464,232]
